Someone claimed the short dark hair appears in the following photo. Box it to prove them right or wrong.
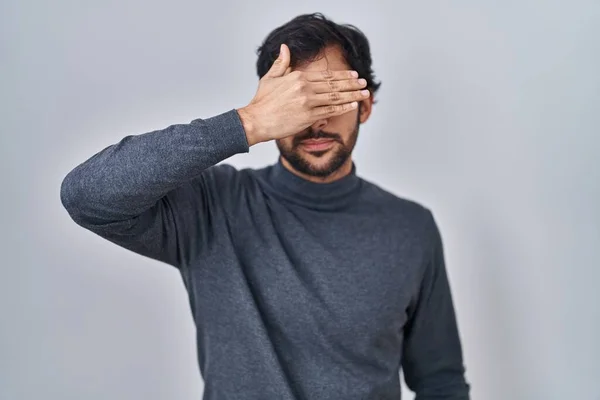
[255,13,382,103]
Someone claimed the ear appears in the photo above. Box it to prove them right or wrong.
[358,95,374,124]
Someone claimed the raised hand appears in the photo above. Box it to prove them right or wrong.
[238,43,370,146]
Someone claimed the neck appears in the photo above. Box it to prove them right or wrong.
[260,157,362,211]
[279,156,354,184]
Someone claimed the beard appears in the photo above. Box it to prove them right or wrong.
[276,113,360,178]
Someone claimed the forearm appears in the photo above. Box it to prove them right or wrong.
[60,109,249,226]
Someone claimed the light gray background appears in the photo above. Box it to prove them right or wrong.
[2,1,599,399]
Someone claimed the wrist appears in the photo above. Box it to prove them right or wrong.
[237,106,262,147]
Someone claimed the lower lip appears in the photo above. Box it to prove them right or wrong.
[301,140,335,151]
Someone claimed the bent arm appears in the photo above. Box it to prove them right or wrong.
[60,109,249,267]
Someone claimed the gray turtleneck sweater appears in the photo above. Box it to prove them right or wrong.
[60,109,470,400]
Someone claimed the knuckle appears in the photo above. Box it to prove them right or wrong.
[329,92,340,102]
[294,79,307,92]
[299,94,310,107]
[321,69,334,80]
[327,80,338,91]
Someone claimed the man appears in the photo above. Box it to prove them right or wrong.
[61,12,470,400]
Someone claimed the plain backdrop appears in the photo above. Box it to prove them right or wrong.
[2,1,599,399]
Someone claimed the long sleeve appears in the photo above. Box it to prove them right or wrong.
[401,211,470,399]
[60,109,249,268]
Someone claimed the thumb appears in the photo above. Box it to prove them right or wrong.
[265,44,290,78]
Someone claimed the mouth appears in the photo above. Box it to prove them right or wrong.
[299,139,336,152]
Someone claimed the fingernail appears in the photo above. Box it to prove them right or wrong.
[358,78,367,85]
[351,71,359,78]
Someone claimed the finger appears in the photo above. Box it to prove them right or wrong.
[304,69,359,82]
[311,102,359,118]
[284,66,292,76]
[311,78,367,94]
[311,89,370,107]
[265,44,291,78]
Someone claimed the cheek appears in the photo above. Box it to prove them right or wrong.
[333,109,359,123]
[276,137,295,150]
[330,112,359,132]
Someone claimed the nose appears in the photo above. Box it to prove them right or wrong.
[310,118,328,132]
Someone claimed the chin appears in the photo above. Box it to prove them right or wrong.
[279,140,351,178]
[301,154,346,176]
[301,149,332,158]
[299,150,335,163]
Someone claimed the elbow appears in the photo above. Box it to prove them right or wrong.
[60,169,90,225]
[60,168,136,231]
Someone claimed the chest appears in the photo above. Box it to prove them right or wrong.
[216,200,426,351]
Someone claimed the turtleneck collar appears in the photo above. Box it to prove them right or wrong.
[259,157,363,211]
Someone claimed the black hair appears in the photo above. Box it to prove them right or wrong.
[255,13,381,102]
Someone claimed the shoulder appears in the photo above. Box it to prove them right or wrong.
[189,163,263,206]
[359,178,435,231]
[357,178,444,254]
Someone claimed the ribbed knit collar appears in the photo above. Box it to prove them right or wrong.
[260,157,363,211]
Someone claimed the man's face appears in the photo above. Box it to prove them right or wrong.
[276,46,372,178]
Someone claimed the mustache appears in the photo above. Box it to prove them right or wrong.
[293,129,341,146]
